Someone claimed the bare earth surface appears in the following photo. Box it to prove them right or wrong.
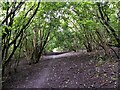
[3,51,119,88]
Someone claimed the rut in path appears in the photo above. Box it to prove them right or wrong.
[17,60,53,88]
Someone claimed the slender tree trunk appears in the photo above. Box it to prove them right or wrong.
[96,30,110,56]
[97,2,120,46]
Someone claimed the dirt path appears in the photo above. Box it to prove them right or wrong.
[3,51,119,88]
[17,61,52,88]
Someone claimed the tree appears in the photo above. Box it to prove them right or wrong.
[1,1,40,75]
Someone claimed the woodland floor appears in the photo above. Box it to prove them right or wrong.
[2,49,120,88]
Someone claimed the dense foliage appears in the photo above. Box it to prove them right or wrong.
[0,1,120,76]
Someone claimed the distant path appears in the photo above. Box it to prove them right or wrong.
[42,51,87,60]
